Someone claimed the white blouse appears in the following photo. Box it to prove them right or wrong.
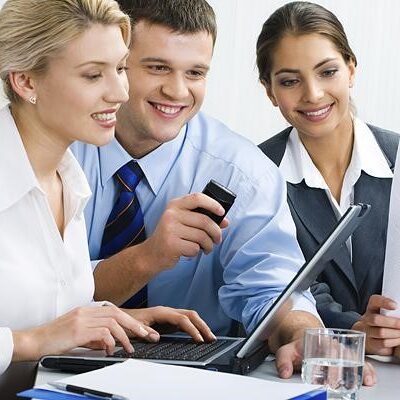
[0,106,94,374]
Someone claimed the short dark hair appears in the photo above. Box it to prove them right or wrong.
[256,1,357,85]
[117,0,217,45]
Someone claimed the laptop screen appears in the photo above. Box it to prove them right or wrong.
[236,203,370,358]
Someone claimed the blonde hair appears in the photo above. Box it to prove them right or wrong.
[0,0,131,103]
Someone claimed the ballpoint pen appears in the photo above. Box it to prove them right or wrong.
[49,382,129,400]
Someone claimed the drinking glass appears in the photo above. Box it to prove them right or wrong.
[301,328,365,400]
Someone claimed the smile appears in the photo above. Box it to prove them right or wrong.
[92,112,116,121]
[299,104,333,121]
[150,102,185,117]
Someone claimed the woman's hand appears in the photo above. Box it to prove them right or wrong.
[352,295,400,355]
[12,303,159,361]
[124,306,216,342]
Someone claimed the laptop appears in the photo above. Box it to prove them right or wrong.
[41,203,370,375]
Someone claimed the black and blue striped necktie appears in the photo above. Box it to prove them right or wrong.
[99,160,147,308]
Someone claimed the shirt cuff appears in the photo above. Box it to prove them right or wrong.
[91,259,102,271]
[292,290,324,326]
[0,327,14,375]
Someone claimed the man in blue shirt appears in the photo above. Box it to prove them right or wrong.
[71,0,322,378]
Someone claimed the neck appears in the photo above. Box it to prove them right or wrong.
[299,115,354,175]
[11,104,68,183]
[115,109,162,159]
[299,115,354,202]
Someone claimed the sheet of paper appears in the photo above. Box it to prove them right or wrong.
[382,145,400,317]
[41,359,321,400]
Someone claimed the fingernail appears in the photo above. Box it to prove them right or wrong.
[196,333,204,342]
[139,326,149,336]
[389,301,397,309]
[211,333,217,341]
[365,376,373,386]
[278,367,289,378]
[149,333,160,342]
[128,343,134,353]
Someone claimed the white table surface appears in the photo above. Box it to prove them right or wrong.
[35,355,400,399]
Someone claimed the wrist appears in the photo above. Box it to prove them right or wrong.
[12,329,41,361]
[135,239,165,276]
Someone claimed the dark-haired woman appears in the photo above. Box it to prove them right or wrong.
[257,1,400,359]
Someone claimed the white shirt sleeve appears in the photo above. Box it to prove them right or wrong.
[0,327,13,375]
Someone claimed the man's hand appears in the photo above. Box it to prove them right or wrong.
[124,306,216,342]
[142,193,229,270]
[274,337,377,386]
[352,295,400,355]
[94,193,228,305]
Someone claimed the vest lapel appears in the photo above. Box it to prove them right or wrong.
[353,172,392,296]
[287,181,358,292]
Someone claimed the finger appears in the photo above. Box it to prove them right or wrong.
[94,305,150,340]
[164,313,205,342]
[367,338,395,355]
[89,317,134,353]
[89,328,116,356]
[365,313,400,330]
[362,361,377,386]
[179,211,222,245]
[177,193,225,216]
[177,309,216,342]
[140,325,160,343]
[178,225,215,254]
[367,326,400,340]
[367,295,397,314]
[220,218,229,229]
[275,344,295,379]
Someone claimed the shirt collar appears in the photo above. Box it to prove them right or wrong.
[280,118,393,189]
[352,118,393,179]
[99,125,186,195]
[0,105,38,212]
[58,149,92,209]
[280,127,328,188]
[0,105,91,213]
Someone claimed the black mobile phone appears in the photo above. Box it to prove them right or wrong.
[194,179,237,225]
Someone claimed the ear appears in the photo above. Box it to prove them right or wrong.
[347,59,356,88]
[262,80,278,107]
[8,71,38,103]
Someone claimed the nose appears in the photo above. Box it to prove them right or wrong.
[302,79,324,103]
[161,73,189,100]
[104,73,129,104]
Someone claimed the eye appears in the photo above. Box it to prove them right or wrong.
[117,66,129,74]
[321,69,338,78]
[84,73,102,81]
[187,70,206,79]
[280,78,299,87]
[147,65,170,73]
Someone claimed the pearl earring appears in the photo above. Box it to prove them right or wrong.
[29,96,37,105]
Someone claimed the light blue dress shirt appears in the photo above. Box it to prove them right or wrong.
[71,112,317,335]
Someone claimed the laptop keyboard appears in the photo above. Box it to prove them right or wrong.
[112,338,230,362]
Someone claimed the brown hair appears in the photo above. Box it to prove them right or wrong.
[0,0,130,103]
[256,1,357,86]
[117,0,217,45]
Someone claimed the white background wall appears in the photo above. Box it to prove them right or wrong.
[1,0,399,144]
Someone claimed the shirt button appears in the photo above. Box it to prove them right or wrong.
[60,280,66,287]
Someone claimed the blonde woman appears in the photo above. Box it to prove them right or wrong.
[0,0,213,375]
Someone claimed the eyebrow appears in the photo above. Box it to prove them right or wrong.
[75,51,130,68]
[274,57,338,76]
[140,57,210,70]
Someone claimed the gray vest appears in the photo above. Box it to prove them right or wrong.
[259,125,399,328]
